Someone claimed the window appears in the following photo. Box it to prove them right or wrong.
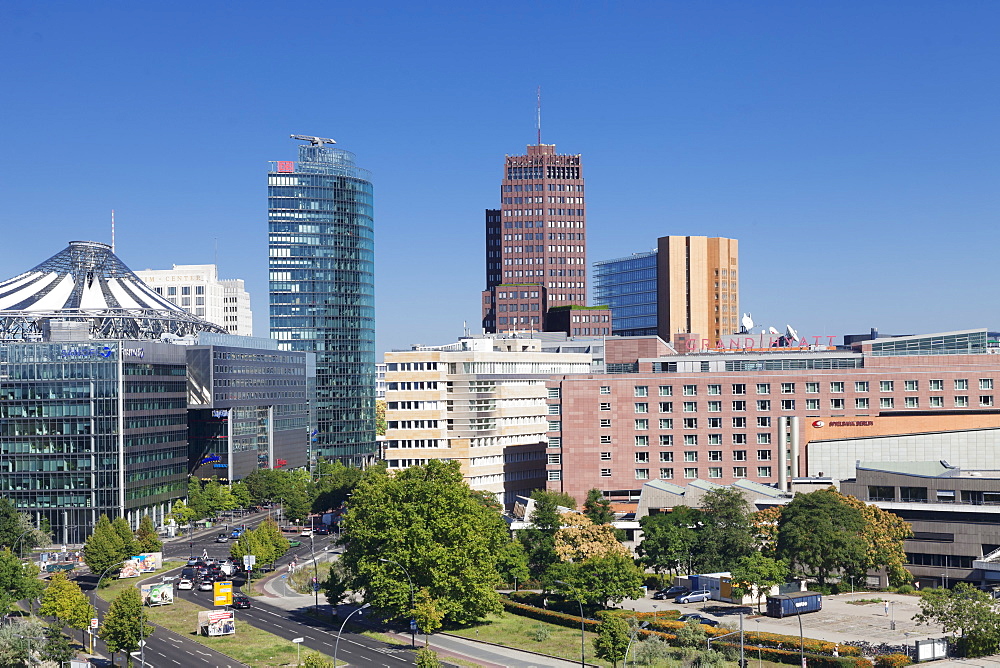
[805,382,820,393]
[600,468,612,477]
[756,400,770,411]
[548,404,561,415]
[600,419,611,427]
[830,382,845,393]
[659,402,673,413]
[683,402,698,413]
[660,468,674,479]
[181,297,191,306]
[955,379,968,390]
[635,452,650,463]
[879,381,893,392]
[733,450,747,461]
[683,435,698,445]
[929,379,944,391]
[830,398,845,410]
[880,398,894,409]
[707,384,722,395]
[732,417,747,428]
[955,396,969,407]
[599,402,611,411]
[659,451,674,462]
[905,397,919,408]
[659,435,673,446]
[757,449,772,460]
[756,383,770,395]
[634,402,648,413]
[707,401,722,412]
[195,285,205,295]
[855,381,869,392]
[658,385,673,396]
[806,398,820,410]
[707,417,722,428]
[659,418,673,429]
[635,469,649,480]
[635,435,649,446]
[732,401,746,411]
[929,396,944,407]
[181,286,191,295]
[904,380,919,391]
[757,433,771,444]
[757,417,771,428]
[684,468,698,479]
[683,418,697,429]
[982,379,994,390]
[781,383,795,394]
[707,434,722,445]
[600,452,612,460]
[708,450,723,461]
[167,286,177,296]
[982,396,994,407]
[683,385,697,396]
[708,467,722,479]
[868,485,895,501]
[733,467,747,478]
[781,399,795,410]
[548,470,561,481]
[732,433,747,444]
[732,383,746,395]
[856,398,869,409]
[634,419,648,430]
[635,386,648,397]
[548,454,561,464]
[600,386,611,395]
[195,296,205,305]
[600,435,612,444]
[757,466,772,478]
[548,420,561,431]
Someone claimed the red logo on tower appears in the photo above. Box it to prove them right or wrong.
[812,421,824,428]
[276,161,295,173]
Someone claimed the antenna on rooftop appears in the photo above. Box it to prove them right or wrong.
[111,210,115,254]
[536,86,542,145]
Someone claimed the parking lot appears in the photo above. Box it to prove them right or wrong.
[619,591,947,645]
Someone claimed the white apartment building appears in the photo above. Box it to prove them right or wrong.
[382,337,592,506]
[134,264,253,336]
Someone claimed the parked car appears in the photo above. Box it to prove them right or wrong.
[676,590,712,604]
[177,579,193,590]
[215,534,229,543]
[653,585,690,600]
[198,580,214,591]
[231,592,251,609]
[678,613,719,627]
[313,527,330,536]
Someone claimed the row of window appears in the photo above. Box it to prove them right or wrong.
[591,467,773,480]
[502,184,584,192]
[601,450,773,462]
[619,379,994,397]
[151,285,207,296]
[618,397,995,412]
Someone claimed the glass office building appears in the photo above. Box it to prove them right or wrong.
[268,140,376,463]
[593,251,659,337]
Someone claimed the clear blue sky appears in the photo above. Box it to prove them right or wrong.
[1,2,998,354]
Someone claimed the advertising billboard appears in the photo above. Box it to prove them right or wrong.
[213,581,233,607]
[119,552,162,578]
[140,582,174,606]
[198,610,236,636]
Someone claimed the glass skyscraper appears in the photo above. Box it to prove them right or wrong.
[593,251,659,337]
[268,139,376,464]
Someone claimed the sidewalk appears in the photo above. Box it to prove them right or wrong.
[253,565,585,667]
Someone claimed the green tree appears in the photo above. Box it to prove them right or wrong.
[83,515,125,583]
[230,529,267,578]
[320,560,352,607]
[230,481,252,509]
[101,586,152,667]
[112,516,140,557]
[776,488,866,583]
[0,548,44,614]
[375,398,387,436]
[243,468,291,506]
[495,538,530,589]
[915,583,1000,657]
[135,515,163,554]
[254,518,290,566]
[519,489,571,581]
[283,484,311,524]
[39,571,95,643]
[730,553,788,612]
[342,460,511,625]
[40,625,75,665]
[311,461,363,513]
[415,647,442,668]
[696,488,754,573]
[302,652,335,668]
[550,552,645,608]
[412,587,445,646]
[199,480,235,518]
[584,489,615,525]
[0,617,46,667]
[165,500,197,529]
[594,614,630,668]
[637,506,699,574]
[674,618,708,648]
[0,498,49,556]
[842,494,913,586]
[186,477,207,518]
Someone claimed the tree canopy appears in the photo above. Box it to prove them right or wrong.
[101,586,153,664]
[583,489,615,525]
[915,583,1000,657]
[0,548,44,614]
[776,488,866,583]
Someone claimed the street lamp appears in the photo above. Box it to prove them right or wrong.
[379,557,416,648]
[11,529,35,559]
[308,536,320,614]
[755,619,762,668]
[333,603,371,667]
[554,580,585,668]
[625,621,650,667]
[796,609,805,668]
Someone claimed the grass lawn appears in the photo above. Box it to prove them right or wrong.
[98,564,339,667]
[449,612,612,667]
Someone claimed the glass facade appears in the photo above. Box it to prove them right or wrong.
[593,251,658,336]
[268,144,376,462]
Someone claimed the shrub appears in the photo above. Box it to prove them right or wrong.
[875,654,911,668]
[529,624,550,642]
[697,650,727,668]
[635,636,673,665]
[415,647,442,668]
[894,585,915,595]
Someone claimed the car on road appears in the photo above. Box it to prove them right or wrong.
[300,529,312,537]
[313,527,330,536]
[676,590,712,604]
[288,539,302,547]
[678,613,719,627]
[177,579,193,590]
[653,585,690,600]
[231,593,251,609]
[215,534,229,543]
[198,580,214,591]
